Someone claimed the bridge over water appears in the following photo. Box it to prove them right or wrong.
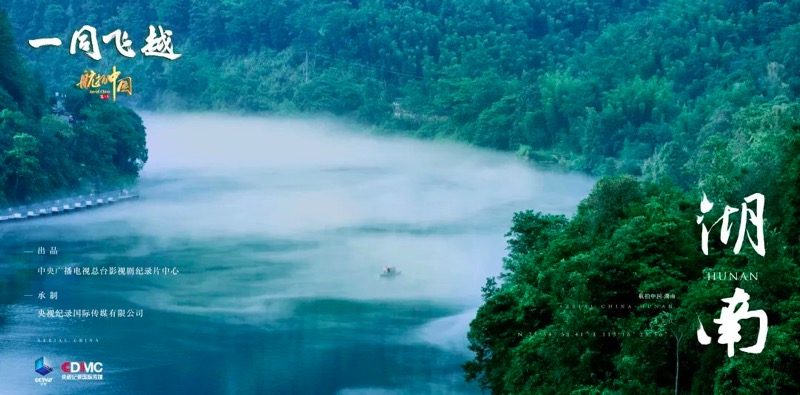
[0,190,139,223]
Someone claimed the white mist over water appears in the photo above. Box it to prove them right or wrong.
[45,113,593,303]
[138,113,593,354]
[150,114,588,300]
[1,113,594,394]
[40,112,591,327]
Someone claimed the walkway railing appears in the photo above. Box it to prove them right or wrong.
[0,189,139,223]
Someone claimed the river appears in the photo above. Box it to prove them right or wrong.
[0,114,595,395]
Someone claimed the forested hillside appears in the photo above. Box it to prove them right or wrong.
[465,165,800,393]
[3,0,800,179]
[0,10,147,205]
[3,1,800,393]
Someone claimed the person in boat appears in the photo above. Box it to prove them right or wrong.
[382,266,395,274]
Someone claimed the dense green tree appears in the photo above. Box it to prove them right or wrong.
[0,9,148,204]
[3,132,42,201]
[2,1,800,392]
[6,0,799,180]
[466,170,800,393]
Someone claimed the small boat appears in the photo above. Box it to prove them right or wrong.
[380,266,401,278]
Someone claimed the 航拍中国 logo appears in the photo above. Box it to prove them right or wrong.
[34,357,54,386]
[75,66,132,102]
[61,360,105,381]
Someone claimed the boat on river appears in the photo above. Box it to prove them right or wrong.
[380,266,401,278]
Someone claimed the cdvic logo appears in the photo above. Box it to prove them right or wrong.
[61,361,104,373]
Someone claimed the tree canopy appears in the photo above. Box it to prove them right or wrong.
[2,1,799,392]
[4,0,800,180]
[0,10,147,205]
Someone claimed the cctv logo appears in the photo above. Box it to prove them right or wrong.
[61,361,104,373]
[35,357,53,376]
[34,357,54,386]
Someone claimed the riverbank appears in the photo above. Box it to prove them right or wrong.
[0,189,139,224]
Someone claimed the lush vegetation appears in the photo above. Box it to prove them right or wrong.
[2,0,800,392]
[0,10,147,206]
[4,0,800,178]
[465,158,800,392]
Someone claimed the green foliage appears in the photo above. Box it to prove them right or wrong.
[467,166,800,393]
[2,1,799,392]
[0,10,147,204]
[4,0,796,177]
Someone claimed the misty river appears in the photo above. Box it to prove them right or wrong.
[0,114,594,395]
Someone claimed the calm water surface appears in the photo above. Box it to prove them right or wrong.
[0,114,595,395]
